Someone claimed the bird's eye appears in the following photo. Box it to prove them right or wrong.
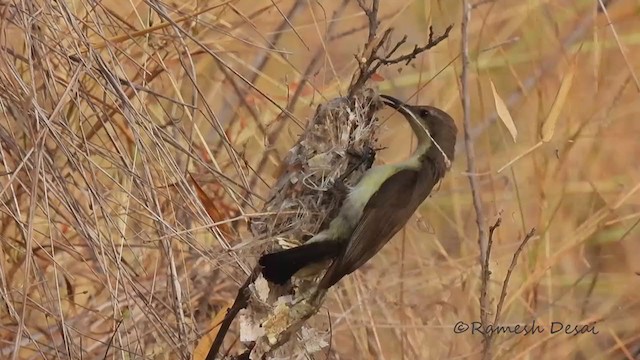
[420,109,432,117]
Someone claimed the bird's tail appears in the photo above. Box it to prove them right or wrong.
[259,241,342,285]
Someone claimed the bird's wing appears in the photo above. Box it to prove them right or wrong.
[320,168,437,288]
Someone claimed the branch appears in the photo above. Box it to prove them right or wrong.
[493,227,536,327]
[480,217,500,358]
[356,0,379,42]
[375,25,454,66]
[348,0,453,97]
[459,2,492,357]
[348,24,453,98]
[479,219,536,360]
[205,267,260,360]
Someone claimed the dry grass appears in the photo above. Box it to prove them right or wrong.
[1,0,639,359]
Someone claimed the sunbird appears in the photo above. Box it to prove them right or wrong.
[259,94,457,289]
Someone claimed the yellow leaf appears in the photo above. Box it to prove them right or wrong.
[193,302,232,360]
[541,62,576,142]
[497,141,543,173]
[490,80,517,142]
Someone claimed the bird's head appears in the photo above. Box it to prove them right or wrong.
[379,94,457,166]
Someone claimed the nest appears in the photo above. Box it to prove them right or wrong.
[241,88,384,359]
[251,89,382,250]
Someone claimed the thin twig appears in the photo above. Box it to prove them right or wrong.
[215,0,307,155]
[466,5,605,142]
[205,266,261,360]
[480,217,500,358]
[493,227,536,327]
[248,0,350,193]
[348,0,452,98]
[460,1,490,358]
[356,0,379,42]
[375,25,454,66]
[597,0,640,91]
[460,0,488,267]
[478,221,536,359]
[348,24,452,98]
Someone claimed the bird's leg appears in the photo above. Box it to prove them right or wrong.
[331,177,349,199]
[330,145,376,198]
[342,145,377,181]
[359,144,377,169]
[326,145,376,218]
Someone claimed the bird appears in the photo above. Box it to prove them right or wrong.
[259,94,457,290]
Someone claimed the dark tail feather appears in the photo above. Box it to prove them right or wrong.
[259,241,342,285]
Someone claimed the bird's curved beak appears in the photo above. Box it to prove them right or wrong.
[379,94,413,118]
[379,94,402,109]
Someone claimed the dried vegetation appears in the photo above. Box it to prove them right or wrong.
[1,0,640,359]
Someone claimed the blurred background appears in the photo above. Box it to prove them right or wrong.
[1,0,639,359]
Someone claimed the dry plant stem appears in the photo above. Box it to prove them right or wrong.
[480,218,501,359]
[460,1,493,359]
[460,0,490,343]
[347,0,453,97]
[480,219,536,360]
[145,1,300,125]
[1,2,272,356]
[357,0,379,43]
[348,25,453,98]
[460,0,487,266]
[248,0,350,192]
[206,267,260,360]
[467,4,606,142]
[215,0,307,151]
[493,227,536,327]
[597,0,640,91]
[375,26,454,67]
